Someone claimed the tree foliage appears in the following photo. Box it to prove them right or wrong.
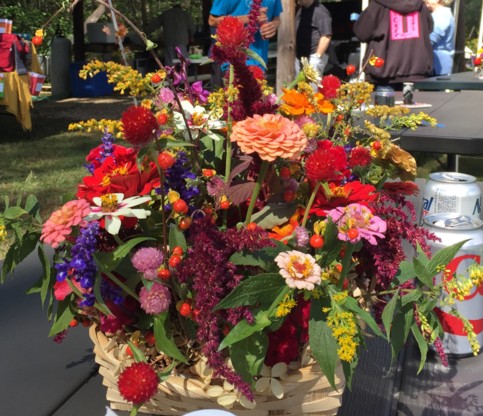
[0,0,204,55]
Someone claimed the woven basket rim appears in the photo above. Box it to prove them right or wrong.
[89,324,345,416]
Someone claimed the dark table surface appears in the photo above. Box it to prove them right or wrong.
[392,90,483,170]
[414,71,483,91]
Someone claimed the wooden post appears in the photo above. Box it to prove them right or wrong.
[453,0,466,72]
[276,0,296,94]
[73,0,85,62]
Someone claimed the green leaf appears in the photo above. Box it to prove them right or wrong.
[48,300,75,336]
[341,355,358,391]
[228,242,288,269]
[169,223,187,252]
[219,310,272,351]
[413,257,434,288]
[390,303,414,358]
[214,273,286,310]
[127,340,147,363]
[229,332,268,384]
[395,259,416,285]
[309,298,339,390]
[157,138,195,149]
[153,313,188,364]
[411,323,428,373]
[401,290,422,306]
[318,220,343,267]
[427,240,468,276]
[345,297,385,338]
[245,48,267,70]
[113,237,156,261]
[382,290,399,340]
[200,134,226,170]
[38,245,53,306]
[93,275,114,317]
[250,202,297,229]
[145,39,158,51]
[3,206,27,220]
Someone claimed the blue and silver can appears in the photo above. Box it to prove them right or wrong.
[422,172,482,221]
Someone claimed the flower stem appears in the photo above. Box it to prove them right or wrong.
[244,160,269,226]
[337,243,355,289]
[301,182,321,228]
[105,271,139,301]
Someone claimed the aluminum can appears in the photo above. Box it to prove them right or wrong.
[421,172,482,220]
[403,82,414,105]
[423,214,483,356]
[374,85,395,107]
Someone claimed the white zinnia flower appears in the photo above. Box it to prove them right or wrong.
[85,193,151,235]
[274,250,322,290]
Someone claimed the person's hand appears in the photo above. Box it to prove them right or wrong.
[260,21,277,39]
[258,7,268,23]
[309,53,328,75]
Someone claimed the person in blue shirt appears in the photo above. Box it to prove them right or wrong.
[425,0,455,75]
[208,0,283,71]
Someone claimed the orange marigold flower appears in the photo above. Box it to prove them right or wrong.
[314,92,335,114]
[230,114,308,162]
[279,89,315,116]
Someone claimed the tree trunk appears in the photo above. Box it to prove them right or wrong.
[276,0,295,94]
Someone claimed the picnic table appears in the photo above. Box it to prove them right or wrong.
[394,90,483,171]
[414,71,483,91]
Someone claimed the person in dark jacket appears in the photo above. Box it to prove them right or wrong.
[353,0,434,85]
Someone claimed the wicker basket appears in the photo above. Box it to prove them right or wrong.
[89,325,345,416]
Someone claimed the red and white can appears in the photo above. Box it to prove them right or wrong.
[424,213,483,356]
[421,172,481,221]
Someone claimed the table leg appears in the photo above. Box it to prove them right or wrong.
[447,154,458,172]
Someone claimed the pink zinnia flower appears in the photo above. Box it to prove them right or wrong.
[118,362,159,405]
[327,203,387,245]
[139,282,171,315]
[131,247,164,281]
[231,114,308,162]
[40,199,90,248]
[274,250,322,290]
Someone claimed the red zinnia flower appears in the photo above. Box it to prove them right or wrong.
[118,362,159,405]
[311,181,378,216]
[305,140,348,183]
[319,74,341,99]
[77,150,159,203]
[121,106,158,147]
[216,16,249,50]
[349,146,372,168]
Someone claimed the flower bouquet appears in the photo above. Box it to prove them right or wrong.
[1,5,482,416]
[472,48,483,79]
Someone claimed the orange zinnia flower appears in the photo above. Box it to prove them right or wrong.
[279,89,315,116]
[230,114,308,162]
